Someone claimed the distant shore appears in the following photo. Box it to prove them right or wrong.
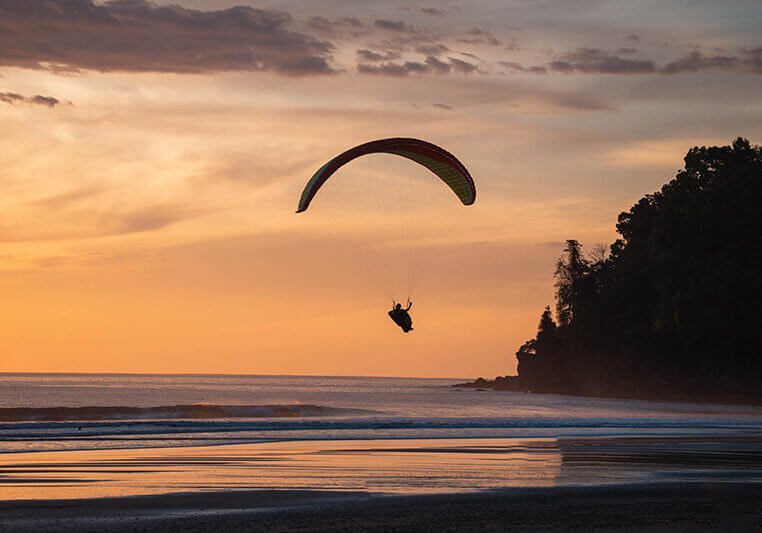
[2,483,761,532]
[452,376,762,406]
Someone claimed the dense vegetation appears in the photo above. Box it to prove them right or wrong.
[488,138,761,402]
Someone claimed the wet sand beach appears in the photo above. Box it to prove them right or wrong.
[2,434,761,531]
[2,483,761,532]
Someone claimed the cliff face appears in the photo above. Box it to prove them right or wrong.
[463,139,762,404]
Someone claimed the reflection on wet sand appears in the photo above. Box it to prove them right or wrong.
[0,438,560,500]
[2,435,761,502]
[557,435,762,484]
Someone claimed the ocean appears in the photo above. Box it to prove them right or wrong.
[2,373,761,454]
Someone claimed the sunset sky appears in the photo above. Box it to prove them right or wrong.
[1,0,760,377]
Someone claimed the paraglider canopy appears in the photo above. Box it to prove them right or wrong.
[295,137,476,303]
[297,137,476,213]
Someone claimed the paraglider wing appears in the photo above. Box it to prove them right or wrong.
[296,138,476,213]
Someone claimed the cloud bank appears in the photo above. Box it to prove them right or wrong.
[0,0,335,75]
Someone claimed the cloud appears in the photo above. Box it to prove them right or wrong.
[339,17,362,27]
[431,103,455,111]
[356,49,401,62]
[0,0,336,76]
[357,60,432,76]
[374,19,411,32]
[414,43,450,56]
[0,203,200,243]
[31,187,107,210]
[458,28,501,46]
[425,56,452,73]
[357,56,478,76]
[499,61,547,74]
[0,92,24,104]
[497,46,762,76]
[547,48,656,74]
[420,8,447,17]
[107,205,196,235]
[660,50,762,75]
[0,91,62,107]
[305,15,363,37]
[30,95,60,107]
[448,57,479,74]
[459,52,482,61]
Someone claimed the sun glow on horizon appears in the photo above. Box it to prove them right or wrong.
[1,0,760,377]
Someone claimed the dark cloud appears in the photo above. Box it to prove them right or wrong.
[403,61,429,74]
[499,61,547,74]
[661,50,737,73]
[420,7,447,17]
[458,28,501,46]
[357,62,408,76]
[448,57,479,74]
[0,91,61,107]
[30,95,60,107]
[431,103,455,111]
[459,51,482,61]
[0,92,24,104]
[308,15,361,30]
[357,49,384,62]
[499,46,762,77]
[627,34,640,42]
[414,43,450,56]
[357,56,478,76]
[0,0,335,76]
[305,16,335,32]
[374,19,411,32]
[356,49,400,62]
[306,15,362,37]
[547,48,656,74]
[660,50,762,75]
[339,17,363,27]
[425,56,451,74]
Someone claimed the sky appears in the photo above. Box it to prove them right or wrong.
[1,0,760,378]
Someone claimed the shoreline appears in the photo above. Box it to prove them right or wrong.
[2,483,761,532]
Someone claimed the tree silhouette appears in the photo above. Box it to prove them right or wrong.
[513,138,762,402]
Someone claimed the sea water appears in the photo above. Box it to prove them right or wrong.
[1,373,761,453]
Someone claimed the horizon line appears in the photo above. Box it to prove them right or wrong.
[0,371,473,381]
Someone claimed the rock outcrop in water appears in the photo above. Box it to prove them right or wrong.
[458,138,762,404]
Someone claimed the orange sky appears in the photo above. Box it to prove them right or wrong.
[1,1,760,377]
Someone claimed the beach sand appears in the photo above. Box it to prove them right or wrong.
[2,483,761,532]
[2,435,761,531]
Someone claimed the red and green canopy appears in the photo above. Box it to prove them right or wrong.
[297,138,476,213]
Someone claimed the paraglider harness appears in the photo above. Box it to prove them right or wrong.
[389,300,413,333]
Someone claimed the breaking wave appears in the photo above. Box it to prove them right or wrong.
[0,404,377,422]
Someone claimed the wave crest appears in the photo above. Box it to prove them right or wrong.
[0,404,376,422]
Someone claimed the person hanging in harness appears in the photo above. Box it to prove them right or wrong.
[388,300,413,333]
